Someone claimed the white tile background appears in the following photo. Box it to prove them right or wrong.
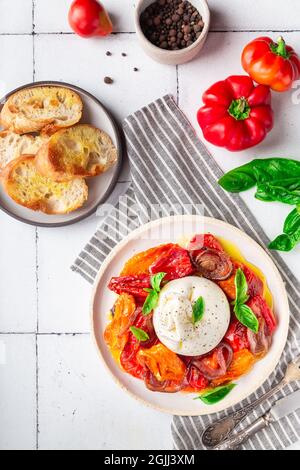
[0,0,300,450]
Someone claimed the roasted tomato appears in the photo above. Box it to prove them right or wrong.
[247,295,276,334]
[218,262,263,300]
[224,316,250,352]
[247,317,272,357]
[134,310,158,348]
[212,349,255,386]
[120,333,145,379]
[137,343,186,382]
[144,371,185,393]
[121,244,175,276]
[104,293,136,353]
[186,365,209,391]
[149,245,194,281]
[108,274,151,300]
[188,234,224,252]
[190,343,233,380]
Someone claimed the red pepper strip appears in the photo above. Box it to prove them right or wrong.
[120,333,145,379]
[247,295,277,335]
[149,245,195,281]
[108,274,151,300]
[188,233,224,252]
[224,316,250,352]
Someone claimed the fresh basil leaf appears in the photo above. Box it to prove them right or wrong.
[283,206,300,235]
[150,272,166,292]
[130,326,150,342]
[192,296,205,324]
[255,182,300,205]
[219,158,300,193]
[267,178,300,190]
[234,268,249,306]
[195,383,236,405]
[269,206,300,252]
[269,232,300,252]
[142,290,159,316]
[234,304,259,333]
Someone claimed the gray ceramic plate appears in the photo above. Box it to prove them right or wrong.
[0,81,123,227]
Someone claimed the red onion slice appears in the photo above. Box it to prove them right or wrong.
[144,371,184,393]
[247,318,271,356]
[191,343,233,380]
[190,248,233,280]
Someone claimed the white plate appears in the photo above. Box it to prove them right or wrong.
[0,81,122,227]
[91,215,289,416]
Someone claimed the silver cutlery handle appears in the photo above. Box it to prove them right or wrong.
[213,415,269,450]
[202,380,285,448]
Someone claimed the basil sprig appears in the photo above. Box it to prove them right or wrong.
[218,158,300,193]
[130,326,150,342]
[192,296,205,324]
[142,272,166,316]
[269,206,300,252]
[195,383,236,405]
[218,158,300,252]
[233,269,259,333]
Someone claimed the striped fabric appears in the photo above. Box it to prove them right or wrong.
[72,95,300,450]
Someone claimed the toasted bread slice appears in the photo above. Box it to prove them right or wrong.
[35,124,117,182]
[0,86,83,134]
[0,130,48,172]
[1,155,88,214]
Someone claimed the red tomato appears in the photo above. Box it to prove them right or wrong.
[68,0,113,38]
[149,245,194,281]
[108,274,151,300]
[242,36,300,92]
[188,233,224,252]
[120,334,145,379]
[225,317,250,352]
[242,264,264,298]
[247,295,277,334]
[187,365,209,391]
[219,262,263,301]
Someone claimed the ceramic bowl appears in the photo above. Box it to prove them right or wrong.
[134,0,210,65]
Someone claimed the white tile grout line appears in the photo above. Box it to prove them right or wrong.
[32,0,39,450]
[1,30,300,36]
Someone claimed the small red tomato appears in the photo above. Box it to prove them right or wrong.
[242,36,300,92]
[68,0,113,38]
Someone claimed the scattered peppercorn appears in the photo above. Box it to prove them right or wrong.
[106,51,112,56]
[122,52,127,57]
[134,67,139,72]
[104,76,113,84]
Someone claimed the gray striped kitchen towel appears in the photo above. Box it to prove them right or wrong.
[72,94,300,450]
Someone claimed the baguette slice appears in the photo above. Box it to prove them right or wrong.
[0,86,83,134]
[1,155,88,214]
[0,130,48,171]
[35,124,117,182]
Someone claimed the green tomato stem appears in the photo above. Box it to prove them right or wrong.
[271,36,290,59]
